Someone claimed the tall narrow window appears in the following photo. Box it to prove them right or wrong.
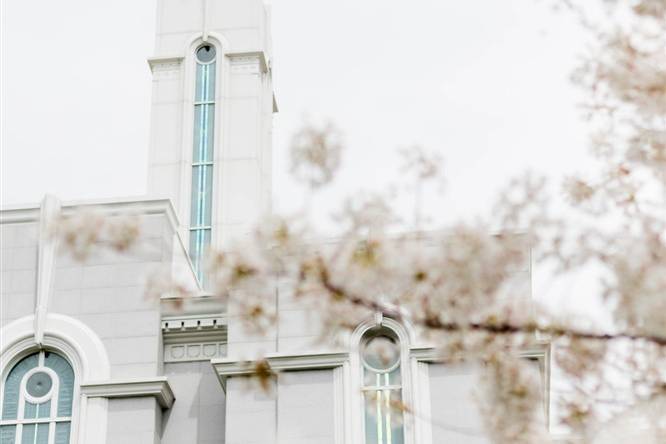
[361,328,405,444]
[0,351,75,444]
[189,44,217,284]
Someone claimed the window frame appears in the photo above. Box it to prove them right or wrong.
[360,328,405,444]
[1,314,112,444]
[0,349,76,444]
[188,41,220,286]
[350,315,416,444]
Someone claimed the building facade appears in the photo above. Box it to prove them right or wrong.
[0,1,546,443]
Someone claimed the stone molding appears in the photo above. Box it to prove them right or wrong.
[80,377,175,409]
[1,197,179,230]
[165,341,226,363]
[410,342,549,362]
[1,314,111,381]
[162,314,227,362]
[147,55,184,78]
[211,351,349,392]
[227,51,269,74]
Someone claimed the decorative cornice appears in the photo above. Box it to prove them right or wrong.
[147,55,184,72]
[211,351,349,392]
[162,314,227,362]
[227,51,269,73]
[162,314,227,342]
[409,347,440,363]
[268,351,349,371]
[80,377,175,409]
[410,343,549,363]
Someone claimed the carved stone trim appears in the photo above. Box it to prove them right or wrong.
[147,55,184,78]
[410,342,549,362]
[211,351,349,392]
[80,377,175,409]
[162,314,226,341]
[409,346,439,363]
[162,314,227,362]
[268,352,349,371]
[227,51,268,74]
[165,341,226,363]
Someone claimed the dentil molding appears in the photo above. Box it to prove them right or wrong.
[162,314,227,363]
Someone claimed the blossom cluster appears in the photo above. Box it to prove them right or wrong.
[54,0,666,441]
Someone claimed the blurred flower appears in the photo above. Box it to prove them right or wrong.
[289,121,343,188]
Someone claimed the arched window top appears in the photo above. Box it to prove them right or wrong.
[1,350,74,444]
[195,44,216,64]
[361,327,401,374]
[360,324,406,444]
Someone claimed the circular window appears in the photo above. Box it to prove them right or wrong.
[361,334,400,372]
[26,372,53,398]
[196,45,216,63]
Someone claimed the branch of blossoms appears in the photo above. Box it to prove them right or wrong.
[53,0,666,441]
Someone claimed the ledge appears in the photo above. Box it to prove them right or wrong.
[147,55,184,72]
[80,377,175,409]
[410,343,549,363]
[226,50,269,73]
[410,346,440,363]
[211,351,349,392]
[162,313,227,342]
[268,351,348,371]
[1,197,178,226]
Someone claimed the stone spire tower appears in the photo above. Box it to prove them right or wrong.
[146,0,276,282]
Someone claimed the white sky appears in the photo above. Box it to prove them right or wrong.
[1,0,607,322]
[2,0,591,212]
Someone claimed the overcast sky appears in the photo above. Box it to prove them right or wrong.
[2,0,591,214]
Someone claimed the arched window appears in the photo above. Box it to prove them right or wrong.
[0,351,75,443]
[361,327,405,444]
[189,43,217,284]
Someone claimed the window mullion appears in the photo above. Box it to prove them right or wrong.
[48,420,56,444]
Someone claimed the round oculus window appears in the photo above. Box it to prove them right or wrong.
[196,45,216,63]
[26,372,53,398]
[361,335,400,372]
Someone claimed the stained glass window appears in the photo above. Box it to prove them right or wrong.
[0,351,74,444]
[361,329,405,444]
[189,43,217,285]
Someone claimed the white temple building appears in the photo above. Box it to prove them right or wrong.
[0,1,547,443]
